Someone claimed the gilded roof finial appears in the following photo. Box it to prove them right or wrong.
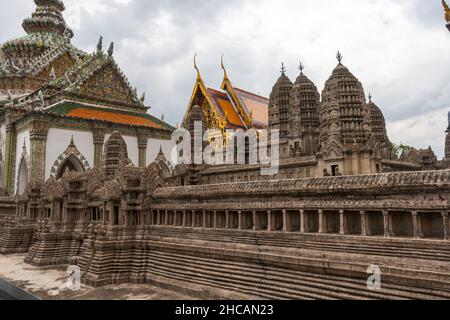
[221,54,229,81]
[336,51,343,64]
[298,61,305,75]
[194,53,201,80]
[280,62,286,74]
[443,0,450,23]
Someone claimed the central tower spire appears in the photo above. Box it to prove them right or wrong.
[22,0,73,40]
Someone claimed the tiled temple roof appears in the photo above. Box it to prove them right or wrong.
[184,60,269,131]
[233,87,269,128]
[206,88,246,129]
[46,101,173,130]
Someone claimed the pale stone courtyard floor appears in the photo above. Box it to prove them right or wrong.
[0,254,192,300]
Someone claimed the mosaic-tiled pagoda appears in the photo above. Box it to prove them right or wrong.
[0,0,174,195]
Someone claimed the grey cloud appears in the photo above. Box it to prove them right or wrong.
[1,0,449,158]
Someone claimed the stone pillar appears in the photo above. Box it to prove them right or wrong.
[300,210,305,233]
[442,212,449,240]
[156,210,161,225]
[164,210,169,225]
[283,210,288,232]
[226,211,230,229]
[182,210,186,227]
[383,210,390,238]
[29,119,49,183]
[267,210,273,232]
[339,210,345,235]
[203,210,207,228]
[238,211,243,230]
[137,131,148,168]
[360,211,367,236]
[411,211,419,239]
[92,127,106,169]
[318,210,324,233]
[4,122,16,193]
[253,211,258,231]
[213,211,218,228]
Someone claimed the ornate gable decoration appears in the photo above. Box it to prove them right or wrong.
[79,62,135,104]
[50,51,141,106]
[50,136,91,178]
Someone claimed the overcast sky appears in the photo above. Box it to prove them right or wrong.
[1,0,449,157]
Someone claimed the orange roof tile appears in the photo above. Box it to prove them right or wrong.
[207,88,245,128]
[234,87,269,128]
[67,108,162,129]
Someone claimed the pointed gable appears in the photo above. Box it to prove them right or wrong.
[50,53,140,107]
[79,62,135,104]
[183,58,269,131]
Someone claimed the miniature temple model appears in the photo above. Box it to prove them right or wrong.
[0,0,450,300]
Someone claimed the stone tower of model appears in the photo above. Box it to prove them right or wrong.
[268,64,293,139]
[288,63,320,157]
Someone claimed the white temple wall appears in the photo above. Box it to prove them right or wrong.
[45,128,94,180]
[123,135,139,166]
[15,130,30,192]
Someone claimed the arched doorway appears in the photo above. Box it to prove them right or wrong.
[50,137,91,180]
[56,155,85,180]
[17,158,28,195]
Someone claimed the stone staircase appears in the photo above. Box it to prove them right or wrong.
[79,226,450,299]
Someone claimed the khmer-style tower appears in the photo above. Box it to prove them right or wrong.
[319,52,376,176]
[445,112,450,168]
[366,94,392,159]
[268,63,293,140]
[288,62,320,157]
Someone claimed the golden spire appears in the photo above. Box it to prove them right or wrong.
[221,54,229,81]
[194,53,201,81]
[444,0,450,23]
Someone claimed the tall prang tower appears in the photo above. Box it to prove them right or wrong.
[318,52,378,176]
[268,63,293,140]
[288,62,320,157]
[445,112,450,168]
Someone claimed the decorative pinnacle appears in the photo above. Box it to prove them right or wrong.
[368,93,372,102]
[336,51,343,63]
[280,62,286,74]
[97,36,103,53]
[298,61,305,74]
[69,135,75,147]
[107,42,114,57]
[194,53,201,80]
[221,54,229,80]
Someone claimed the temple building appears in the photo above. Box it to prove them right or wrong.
[0,0,174,195]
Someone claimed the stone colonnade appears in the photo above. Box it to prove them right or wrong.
[147,209,450,240]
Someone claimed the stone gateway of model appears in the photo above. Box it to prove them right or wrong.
[1,0,450,300]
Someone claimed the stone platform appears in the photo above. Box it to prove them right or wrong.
[0,254,193,300]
